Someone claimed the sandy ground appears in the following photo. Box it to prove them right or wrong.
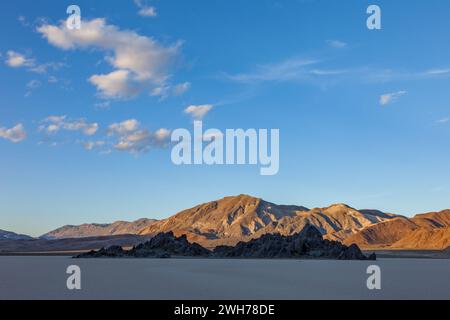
[0,256,449,300]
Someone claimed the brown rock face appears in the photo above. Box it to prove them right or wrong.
[138,195,397,248]
[343,211,450,250]
[39,195,450,252]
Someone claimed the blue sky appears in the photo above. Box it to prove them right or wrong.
[1,0,450,236]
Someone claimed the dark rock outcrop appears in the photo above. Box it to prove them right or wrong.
[130,232,210,257]
[77,245,126,258]
[213,224,375,260]
[76,225,375,260]
[76,231,210,258]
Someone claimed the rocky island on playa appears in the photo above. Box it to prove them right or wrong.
[76,224,376,260]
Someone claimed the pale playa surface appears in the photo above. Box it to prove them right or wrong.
[0,257,449,300]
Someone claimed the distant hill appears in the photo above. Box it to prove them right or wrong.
[0,234,152,253]
[41,218,158,239]
[344,210,450,250]
[137,195,397,248]
[0,229,33,241]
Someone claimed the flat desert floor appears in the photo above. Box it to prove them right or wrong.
[0,257,449,300]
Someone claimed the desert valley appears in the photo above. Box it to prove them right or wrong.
[1,195,449,300]
[1,195,449,256]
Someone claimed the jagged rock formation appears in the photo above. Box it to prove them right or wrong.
[75,225,375,260]
[213,225,375,260]
[76,231,210,258]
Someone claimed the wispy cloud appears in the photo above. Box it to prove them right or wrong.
[134,0,157,17]
[226,58,319,84]
[309,69,348,76]
[83,140,106,151]
[368,67,450,83]
[25,79,42,97]
[34,116,171,154]
[326,40,347,49]
[94,101,111,110]
[39,116,99,136]
[17,15,30,27]
[173,82,191,96]
[436,117,449,124]
[425,69,450,76]
[379,91,407,106]
[150,82,191,100]
[4,50,64,74]
[226,54,450,89]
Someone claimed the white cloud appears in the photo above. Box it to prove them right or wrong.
[326,40,347,49]
[154,128,171,141]
[108,119,140,135]
[108,119,170,153]
[89,70,140,99]
[135,0,157,17]
[5,51,34,68]
[184,104,213,120]
[39,115,99,136]
[37,18,180,99]
[379,91,407,106]
[0,124,27,143]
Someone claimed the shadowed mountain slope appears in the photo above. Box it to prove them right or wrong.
[0,229,33,241]
[41,218,158,239]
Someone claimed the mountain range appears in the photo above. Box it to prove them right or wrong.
[41,218,157,239]
[1,195,449,252]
